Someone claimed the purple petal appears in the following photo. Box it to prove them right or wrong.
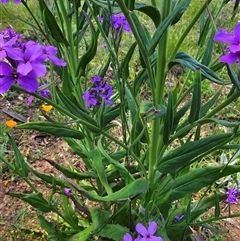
[27,95,34,105]
[213,29,233,43]
[150,236,163,241]
[219,52,239,64]
[30,62,47,77]
[14,0,22,3]
[136,223,147,237]
[234,23,240,42]
[48,55,66,66]
[0,61,13,75]
[123,233,132,241]
[0,76,14,94]
[147,221,158,235]
[134,237,142,241]
[17,61,33,75]
[17,75,38,92]
[228,43,240,53]
[0,50,7,59]
[5,47,23,60]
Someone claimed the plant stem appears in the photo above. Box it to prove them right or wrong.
[148,0,172,184]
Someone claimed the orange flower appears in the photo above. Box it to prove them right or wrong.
[42,104,53,112]
[5,119,17,128]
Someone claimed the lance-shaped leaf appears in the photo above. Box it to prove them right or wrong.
[169,52,224,84]
[9,192,55,213]
[16,122,85,140]
[8,134,28,178]
[158,165,240,205]
[134,3,161,27]
[89,150,112,195]
[38,0,69,46]
[158,133,234,173]
[149,0,191,55]
[76,11,99,75]
[188,68,201,123]
[163,92,174,145]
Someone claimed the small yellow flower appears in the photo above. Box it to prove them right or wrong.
[5,119,17,128]
[42,104,53,112]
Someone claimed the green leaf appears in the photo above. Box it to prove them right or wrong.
[200,89,221,117]
[76,12,99,75]
[90,207,111,232]
[38,215,60,241]
[9,193,55,213]
[158,133,233,173]
[99,224,129,241]
[16,122,85,140]
[8,134,28,177]
[89,150,112,195]
[169,52,224,84]
[38,0,69,46]
[158,165,240,205]
[27,163,69,187]
[163,92,174,144]
[130,10,151,54]
[188,68,201,123]
[134,3,161,27]
[120,42,137,79]
[171,0,191,25]
[57,89,98,126]
[149,0,191,55]
[44,157,97,180]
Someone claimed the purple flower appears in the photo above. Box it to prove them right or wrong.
[91,75,102,83]
[41,45,66,66]
[7,41,46,76]
[111,14,131,32]
[82,90,99,107]
[135,221,163,241]
[226,188,238,204]
[82,75,113,107]
[27,87,50,105]
[123,233,133,241]
[0,35,18,59]
[64,188,72,196]
[214,23,240,67]
[0,0,21,3]
[175,215,184,222]
[0,61,38,93]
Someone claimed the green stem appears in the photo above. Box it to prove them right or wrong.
[148,0,172,184]
[115,0,156,102]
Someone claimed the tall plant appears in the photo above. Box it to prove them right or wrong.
[1,0,240,240]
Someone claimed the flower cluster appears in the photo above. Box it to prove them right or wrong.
[0,0,21,3]
[123,221,163,241]
[226,188,238,204]
[0,28,66,94]
[98,14,131,33]
[111,14,131,32]
[214,23,240,67]
[82,75,113,107]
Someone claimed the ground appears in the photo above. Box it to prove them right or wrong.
[1,91,240,241]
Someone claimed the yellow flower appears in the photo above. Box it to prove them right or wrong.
[42,104,53,112]
[5,119,17,128]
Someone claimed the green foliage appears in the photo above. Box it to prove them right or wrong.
[2,0,240,240]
